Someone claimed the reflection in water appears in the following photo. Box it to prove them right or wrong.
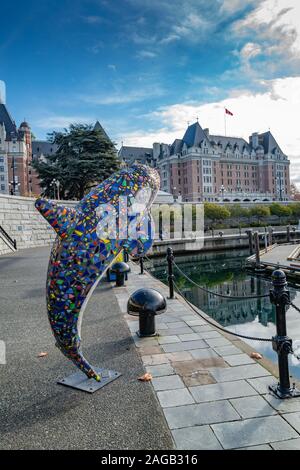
[149,249,300,379]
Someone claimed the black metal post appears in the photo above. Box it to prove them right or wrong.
[268,227,273,246]
[167,247,174,299]
[122,251,129,280]
[254,231,261,270]
[138,311,156,337]
[116,272,125,287]
[139,256,144,275]
[246,229,253,255]
[269,269,300,399]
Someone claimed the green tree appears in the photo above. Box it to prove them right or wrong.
[204,203,230,227]
[291,202,300,218]
[33,123,120,199]
[249,205,270,224]
[227,204,249,221]
[269,203,292,223]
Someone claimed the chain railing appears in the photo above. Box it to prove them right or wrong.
[141,247,300,399]
[173,261,270,300]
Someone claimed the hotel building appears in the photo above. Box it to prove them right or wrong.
[119,121,291,203]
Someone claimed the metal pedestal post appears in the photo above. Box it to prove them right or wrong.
[269,269,300,399]
[167,247,174,299]
[137,312,156,337]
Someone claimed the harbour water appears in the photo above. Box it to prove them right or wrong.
[148,249,300,379]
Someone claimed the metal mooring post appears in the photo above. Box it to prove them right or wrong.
[268,227,273,246]
[269,269,300,399]
[254,232,264,272]
[167,247,174,299]
[139,256,144,275]
[246,229,253,255]
[123,249,129,280]
[287,225,291,243]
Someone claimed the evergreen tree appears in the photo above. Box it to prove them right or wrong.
[33,123,120,199]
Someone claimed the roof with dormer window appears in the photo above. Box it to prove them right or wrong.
[0,103,17,139]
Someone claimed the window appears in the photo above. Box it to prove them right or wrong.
[0,156,4,162]
[0,175,4,181]
[0,166,4,172]
[1,184,5,191]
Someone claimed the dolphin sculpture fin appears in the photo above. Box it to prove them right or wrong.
[35,198,78,239]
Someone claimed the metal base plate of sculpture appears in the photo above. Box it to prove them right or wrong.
[58,368,122,393]
[35,164,159,391]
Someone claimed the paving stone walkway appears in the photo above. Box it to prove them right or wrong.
[114,261,300,450]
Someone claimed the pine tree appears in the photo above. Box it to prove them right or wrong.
[33,123,120,199]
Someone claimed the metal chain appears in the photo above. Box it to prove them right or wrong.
[172,279,273,342]
[290,301,300,315]
[173,261,270,300]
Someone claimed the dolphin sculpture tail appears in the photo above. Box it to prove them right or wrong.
[57,340,102,382]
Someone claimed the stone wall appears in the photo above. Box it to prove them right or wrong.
[0,194,76,256]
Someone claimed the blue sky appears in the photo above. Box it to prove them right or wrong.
[1,0,300,179]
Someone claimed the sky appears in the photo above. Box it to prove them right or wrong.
[1,0,300,182]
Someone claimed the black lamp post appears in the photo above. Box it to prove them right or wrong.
[10,156,20,195]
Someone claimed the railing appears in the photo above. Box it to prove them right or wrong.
[141,248,300,399]
[0,225,17,251]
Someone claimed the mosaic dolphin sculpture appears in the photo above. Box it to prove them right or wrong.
[35,164,160,381]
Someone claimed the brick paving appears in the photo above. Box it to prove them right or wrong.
[114,261,300,450]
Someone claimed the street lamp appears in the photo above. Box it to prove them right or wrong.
[276,176,283,201]
[219,184,225,200]
[10,156,20,195]
[50,179,60,200]
[9,180,20,195]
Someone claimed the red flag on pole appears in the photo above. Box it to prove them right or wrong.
[225,108,233,116]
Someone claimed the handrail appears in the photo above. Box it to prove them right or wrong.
[0,225,17,250]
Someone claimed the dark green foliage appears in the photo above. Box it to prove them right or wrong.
[269,202,292,219]
[204,202,230,224]
[33,123,120,199]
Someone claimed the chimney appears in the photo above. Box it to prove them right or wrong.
[251,132,259,149]
[204,128,209,137]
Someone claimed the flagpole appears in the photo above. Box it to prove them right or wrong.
[224,108,227,136]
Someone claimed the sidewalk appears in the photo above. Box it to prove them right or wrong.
[0,247,172,450]
[114,261,300,450]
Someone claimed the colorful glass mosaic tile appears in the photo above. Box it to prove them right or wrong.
[35,164,160,381]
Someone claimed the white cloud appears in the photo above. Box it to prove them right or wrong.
[82,15,104,24]
[122,76,300,178]
[221,0,258,14]
[137,50,157,58]
[79,86,165,105]
[162,11,213,44]
[35,115,95,129]
[240,42,262,60]
[233,0,300,66]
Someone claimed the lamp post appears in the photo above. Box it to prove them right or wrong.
[51,179,60,200]
[56,180,60,200]
[219,184,225,201]
[10,156,20,195]
[276,176,283,202]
